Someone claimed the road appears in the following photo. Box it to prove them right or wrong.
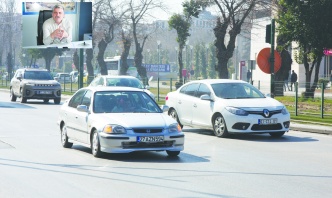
[1,91,332,198]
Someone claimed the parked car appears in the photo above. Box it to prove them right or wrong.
[57,86,184,158]
[165,79,290,138]
[89,75,155,100]
[54,73,71,83]
[10,68,62,104]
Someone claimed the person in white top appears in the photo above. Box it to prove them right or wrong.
[43,4,72,45]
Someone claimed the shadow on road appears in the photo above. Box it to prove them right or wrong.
[182,128,318,143]
[71,145,210,163]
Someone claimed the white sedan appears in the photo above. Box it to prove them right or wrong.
[57,86,184,157]
[165,79,290,138]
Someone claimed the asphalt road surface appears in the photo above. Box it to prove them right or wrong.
[1,91,332,198]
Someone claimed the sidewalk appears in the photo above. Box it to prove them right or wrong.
[290,121,332,135]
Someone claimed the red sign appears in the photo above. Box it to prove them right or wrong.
[257,48,281,74]
[323,49,332,56]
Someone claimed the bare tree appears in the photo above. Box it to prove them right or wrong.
[0,0,20,74]
[126,0,166,85]
[212,0,260,79]
[94,0,122,75]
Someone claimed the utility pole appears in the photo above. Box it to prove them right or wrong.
[269,19,275,98]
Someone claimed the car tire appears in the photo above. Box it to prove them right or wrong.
[169,109,183,129]
[54,98,61,104]
[213,114,229,138]
[10,88,16,102]
[61,124,73,148]
[43,99,49,103]
[91,130,103,158]
[20,96,27,103]
[166,150,180,157]
[269,132,285,137]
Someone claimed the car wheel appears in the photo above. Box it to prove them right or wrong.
[213,114,229,138]
[54,98,61,104]
[166,150,180,157]
[61,124,73,148]
[20,96,27,103]
[10,88,16,102]
[169,109,183,129]
[91,130,103,158]
[269,132,285,137]
[43,99,49,103]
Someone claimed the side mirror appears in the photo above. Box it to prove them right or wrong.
[77,105,90,113]
[145,85,150,90]
[200,94,212,101]
[160,105,169,112]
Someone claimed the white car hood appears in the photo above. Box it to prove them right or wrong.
[219,97,284,110]
[95,113,174,128]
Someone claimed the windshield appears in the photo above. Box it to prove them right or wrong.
[93,91,160,113]
[24,71,54,80]
[211,83,265,99]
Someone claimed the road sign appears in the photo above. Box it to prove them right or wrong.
[142,64,170,72]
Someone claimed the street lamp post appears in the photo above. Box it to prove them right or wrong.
[157,40,161,101]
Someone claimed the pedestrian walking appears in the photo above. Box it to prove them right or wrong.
[290,70,298,91]
[284,72,290,91]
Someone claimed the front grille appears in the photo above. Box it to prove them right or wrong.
[133,128,164,133]
[251,123,283,131]
[248,110,282,118]
[35,84,56,87]
[122,141,174,149]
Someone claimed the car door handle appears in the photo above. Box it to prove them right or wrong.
[193,104,197,108]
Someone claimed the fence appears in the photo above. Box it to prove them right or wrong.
[1,76,331,120]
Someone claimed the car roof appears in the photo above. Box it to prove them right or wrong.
[99,75,137,79]
[186,79,247,85]
[17,68,48,72]
[84,86,144,92]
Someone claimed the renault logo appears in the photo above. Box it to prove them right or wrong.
[263,109,270,118]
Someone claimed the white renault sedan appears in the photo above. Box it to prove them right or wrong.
[165,79,290,138]
[57,86,184,157]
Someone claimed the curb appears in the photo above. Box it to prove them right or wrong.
[290,122,332,135]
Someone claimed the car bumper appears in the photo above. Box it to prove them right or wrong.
[22,86,61,99]
[223,112,290,133]
[98,132,185,153]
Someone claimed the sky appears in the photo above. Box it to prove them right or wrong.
[153,0,185,20]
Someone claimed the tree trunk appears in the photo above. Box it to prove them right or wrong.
[97,39,107,75]
[120,34,131,75]
[134,47,148,85]
[86,48,94,84]
[178,48,183,83]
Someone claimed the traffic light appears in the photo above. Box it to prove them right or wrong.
[265,24,271,44]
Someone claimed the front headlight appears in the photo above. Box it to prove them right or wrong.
[169,123,182,133]
[225,106,248,116]
[281,107,289,115]
[103,125,126,134]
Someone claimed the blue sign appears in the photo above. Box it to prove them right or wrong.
[143,64,170,72]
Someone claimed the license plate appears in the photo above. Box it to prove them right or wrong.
[137,136,164,142]
[258,118,278,125]
[39,91,52,94]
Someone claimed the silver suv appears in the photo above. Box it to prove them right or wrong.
[10,68,62,104]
